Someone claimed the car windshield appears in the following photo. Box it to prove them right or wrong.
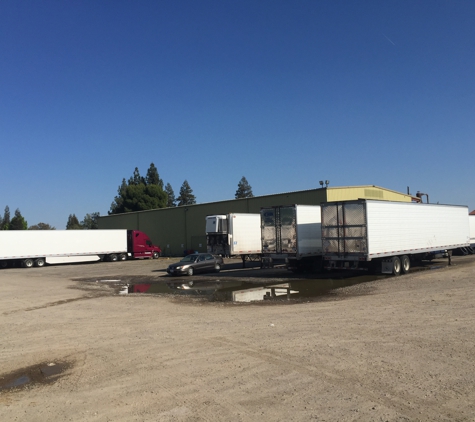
[180,255,198,263]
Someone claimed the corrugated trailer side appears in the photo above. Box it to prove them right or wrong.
[322,200,470,275]
[365,201,470,257]
[470,215,475,247]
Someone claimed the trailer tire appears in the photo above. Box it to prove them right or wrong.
[109,254,118,262]
[22,258,34,268]
[35,258,45,267]
[401,255,410,274]
[0,261,8,269]
[119,253,127,261]
[391,256,401,276]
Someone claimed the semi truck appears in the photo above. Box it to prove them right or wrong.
[260,205,322,271]
[0,229,161,268]
[206,213,261,266]
[321,199,470,275]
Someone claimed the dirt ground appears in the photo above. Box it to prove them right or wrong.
[1,255,475,421]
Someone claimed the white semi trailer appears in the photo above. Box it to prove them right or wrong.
[260,204,322,271]
[206,213,262,267]
[321,199,470,275]
[0,229,161,268]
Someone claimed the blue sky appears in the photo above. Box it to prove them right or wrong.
[1,0,474,229]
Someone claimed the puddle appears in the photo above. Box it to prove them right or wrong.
[0,361,70,392]
[126,275,385,303]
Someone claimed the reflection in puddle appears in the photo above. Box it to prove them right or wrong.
[127,273,390,302]
[0,362,69,392]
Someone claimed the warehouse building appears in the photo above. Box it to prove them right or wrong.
[97,185,414,257]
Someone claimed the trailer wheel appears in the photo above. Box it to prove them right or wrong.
[391,256,401,276]
[22,258,34,268]
[35,258,45,267]
[401,255,410,274]
[119,253,127,261]
[0,261,8,269]
[109,254,118,262]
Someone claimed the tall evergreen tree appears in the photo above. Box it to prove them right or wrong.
[146,163,163,188]
[109,167,167,215]
[177,180,196,206]
[164,183,176,207]
[235,176,254,199]
[81,212,100,229]
[10,208,27,230]
[66,214,82,230]
[1,206,10,230]
[128,167,144,186]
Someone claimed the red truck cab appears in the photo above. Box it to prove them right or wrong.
[127,230,161,259]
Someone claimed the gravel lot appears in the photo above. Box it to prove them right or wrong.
[1,255,475,421]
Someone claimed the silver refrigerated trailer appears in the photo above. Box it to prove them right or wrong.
[321,200,470,275]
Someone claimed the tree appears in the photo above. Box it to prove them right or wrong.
[66,214,82,230]
[109,166,167,215]
[81,212,100,229]
[1,206,10,230]
[145,163,163,188]
[10,208,28,230]
[128,167,144,186]
[235,176,254,199]
[176,180,196,206]
[29,222,56,230]
[164,183,176,207]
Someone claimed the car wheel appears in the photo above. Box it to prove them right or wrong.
[214,263,221,272]
[187,267,194,276]
[152,251,160,259]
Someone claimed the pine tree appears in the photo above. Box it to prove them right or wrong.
[128,167,144,186]
[10,208,28,230]
[1,206,10,230]
[165,183,176,207]
[81,212,100,229]
[177,180,196,206]
[235,176,254,199]
[66,214,82,230]
[146,163,163,188]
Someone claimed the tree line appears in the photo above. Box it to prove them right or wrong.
[0,164,254,230]
[108,163,253,215]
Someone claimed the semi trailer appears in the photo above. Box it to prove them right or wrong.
[321,199,470,275]
[0,229,161,268]
[260,205,322,271]
[206,213,261,266]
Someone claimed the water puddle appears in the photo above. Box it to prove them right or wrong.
[125,274,386,302]
[0,361,70,392]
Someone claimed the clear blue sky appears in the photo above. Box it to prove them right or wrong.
[1,0,474,229]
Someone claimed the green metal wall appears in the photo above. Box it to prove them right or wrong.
[97,186,409,257]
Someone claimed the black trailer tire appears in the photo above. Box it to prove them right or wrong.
[35,258,45,267]
[119,253,127,261]
[187,267,194,276]
[109,254,118,262]
[0,261,8,269]
[392,256,401,276]
[22,258,34,268]
[401,255,410,274]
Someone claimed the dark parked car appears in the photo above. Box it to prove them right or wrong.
[166,253,223,276]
